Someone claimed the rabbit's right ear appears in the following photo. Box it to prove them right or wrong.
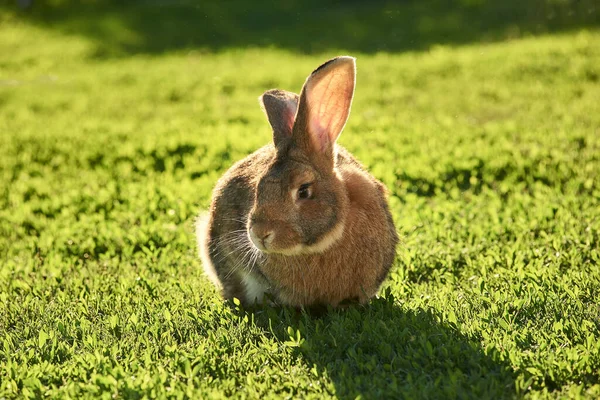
[293,56,356,167]
[259,89,299,147]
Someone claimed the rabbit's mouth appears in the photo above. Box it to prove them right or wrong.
[248,227,271,252]
[248,221,279,253]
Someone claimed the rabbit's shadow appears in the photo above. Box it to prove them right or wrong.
[238,294,516,399]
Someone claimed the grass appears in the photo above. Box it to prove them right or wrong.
[1,0,600,398]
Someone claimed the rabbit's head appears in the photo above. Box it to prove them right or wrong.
[247,56,356,255]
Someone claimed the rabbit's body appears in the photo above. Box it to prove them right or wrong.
[197,56,398,307]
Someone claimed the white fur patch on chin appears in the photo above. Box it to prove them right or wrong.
[277,219,346,256]
[241,272,270,304]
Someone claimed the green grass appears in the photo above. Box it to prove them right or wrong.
[1,0,600,398]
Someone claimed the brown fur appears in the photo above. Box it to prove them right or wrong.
[198,56,398,307]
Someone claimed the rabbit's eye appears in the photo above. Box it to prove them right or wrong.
[297,183,313,200]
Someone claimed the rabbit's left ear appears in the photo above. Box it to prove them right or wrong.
[259,89,299,147]
[294,56,356,157]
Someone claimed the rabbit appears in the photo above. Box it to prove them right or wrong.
[197,56,398,307]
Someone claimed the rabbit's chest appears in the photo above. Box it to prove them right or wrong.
[261,252,367,306]
[239,269,271,304]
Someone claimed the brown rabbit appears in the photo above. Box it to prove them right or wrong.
[197,56,398,307]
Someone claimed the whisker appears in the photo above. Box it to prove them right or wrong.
[205,227,267,297]
[225,244,258,280]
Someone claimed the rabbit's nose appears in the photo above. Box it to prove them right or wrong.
[260,231,273,246]
[249,225,274,250]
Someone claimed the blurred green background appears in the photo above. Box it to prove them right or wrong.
[3,0,598,55]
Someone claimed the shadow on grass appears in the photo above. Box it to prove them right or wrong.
[241,293,516,399]
[3,0,599,57]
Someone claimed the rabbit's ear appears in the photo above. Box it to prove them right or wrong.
[259,89,299,146]
[295,56,356,158]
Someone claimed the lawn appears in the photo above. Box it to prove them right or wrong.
[1,0,599,398]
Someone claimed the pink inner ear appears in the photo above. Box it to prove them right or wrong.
[306,66,355,152]
[282,100,297,135]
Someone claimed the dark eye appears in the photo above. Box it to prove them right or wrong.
[297,183,313,200]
